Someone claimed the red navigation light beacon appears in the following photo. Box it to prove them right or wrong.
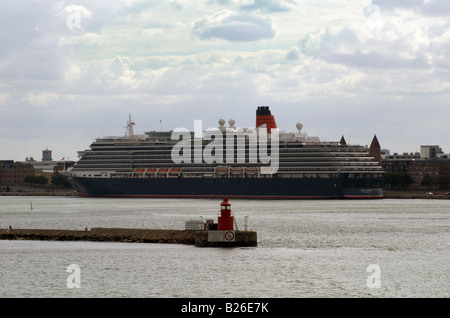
[218,197,234,230]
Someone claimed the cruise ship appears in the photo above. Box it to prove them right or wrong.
[61,107,384,199]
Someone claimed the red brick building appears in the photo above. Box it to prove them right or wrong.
[0,160,35,185]
[382,145,450,189]
[409,159,450,188]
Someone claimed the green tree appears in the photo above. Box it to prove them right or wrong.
[384,173,413,189]
[438,175,450,189]
[401,173,413,189]
[420,174,433,189]
[51,173,71,187]
[24,175,48,185]
[384,173,396,189]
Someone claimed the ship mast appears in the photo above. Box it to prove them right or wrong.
[126,113,135,137]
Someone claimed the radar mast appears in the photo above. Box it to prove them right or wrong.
[126,113,135,137]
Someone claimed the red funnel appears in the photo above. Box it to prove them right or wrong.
[256,106,277,134]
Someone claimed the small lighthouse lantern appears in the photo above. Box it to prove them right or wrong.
[218,197,234,230]
[221,197,231,214]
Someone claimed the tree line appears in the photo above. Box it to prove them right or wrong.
[384,173,450,189]
[24,173,70,187]
[419,174,450,189]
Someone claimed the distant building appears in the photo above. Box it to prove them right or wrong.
[0,160,35,186]
[420,145,447,159]
[382,145,450,189]
[22,148,75,174]
[53,161,75,174]
[380,149,390,158]
[369,135,381,163]
[42,148,52,161]
[382,152,421,174]
[409,159,450,188]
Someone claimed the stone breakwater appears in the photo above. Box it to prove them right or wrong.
[0,228,257,247]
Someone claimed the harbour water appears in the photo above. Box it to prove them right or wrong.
[0,197,448,298]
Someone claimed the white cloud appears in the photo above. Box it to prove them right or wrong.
[293,3,450,98]
[0,0,450,160]
[239,0,300,12]
[193,10,275,41]
[0,93,10,106]
[24,92,60,107]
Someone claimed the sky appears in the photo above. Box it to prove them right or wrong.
[1,0,449,162]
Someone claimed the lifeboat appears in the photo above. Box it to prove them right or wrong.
[145,169,157,175]
[216,167,229,175]
[230,167,243,174]
[245,167,259,174]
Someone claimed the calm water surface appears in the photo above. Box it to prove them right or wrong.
[0,197,448,298]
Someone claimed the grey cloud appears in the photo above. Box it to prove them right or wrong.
[370,0,424,11]
[0,36,72,81]
[422,0,450,16]
[371,0,450,16]
[286,47,300,60]
[0,2,58,59]
[207,0,299,12]
[0,2,84,81]
[193,10,275,42]
[325,51,431,70]
[239,0,298,12]
[298,25,435,70]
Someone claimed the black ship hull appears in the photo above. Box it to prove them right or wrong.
[68,176,384,199]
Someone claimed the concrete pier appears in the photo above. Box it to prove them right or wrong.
[0,228,257,247]
[195,230,257,247]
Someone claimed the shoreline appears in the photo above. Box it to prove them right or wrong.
[1,188,448,199]
[0,190,77,197]
[383,189,449,199]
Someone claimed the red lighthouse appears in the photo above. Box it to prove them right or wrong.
[218,197,234,230]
